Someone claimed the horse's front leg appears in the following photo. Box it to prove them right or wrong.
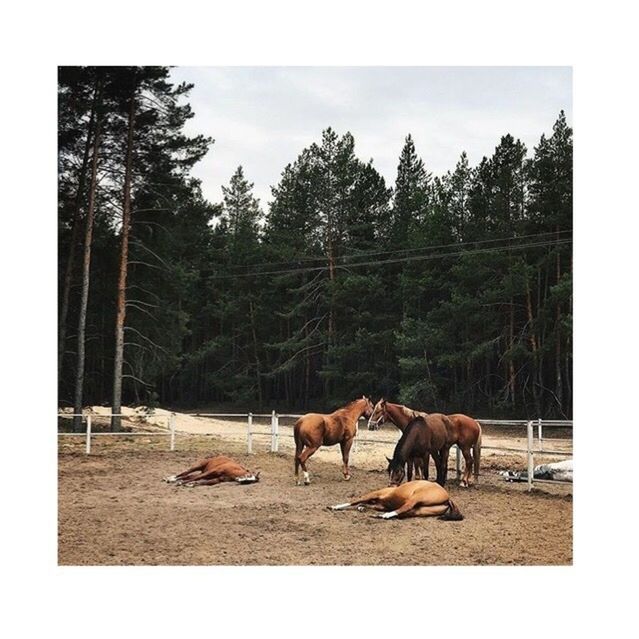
[340,438,354,480]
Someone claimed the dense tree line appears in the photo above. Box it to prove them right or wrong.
[59,66,572,420]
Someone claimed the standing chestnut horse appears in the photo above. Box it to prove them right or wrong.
[367,399,482,487]
[294,396,374,485]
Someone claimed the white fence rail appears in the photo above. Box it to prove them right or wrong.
[58,412,572,490]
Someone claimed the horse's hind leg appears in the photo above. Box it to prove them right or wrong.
[329,488,388,511]
[408,504,450,518]
[373,497,421,520]
[298,445,319,485]
[187,477,223,487]
[182,469,220,487]
[294,438,303,485]
[461,446,473,487]
[437,446,451,486]
[164,460,208,483]
[340,438,354,480]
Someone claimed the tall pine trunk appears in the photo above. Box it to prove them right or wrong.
[111,86,136,431]
[72,79,103,432]
[59,86,98,383]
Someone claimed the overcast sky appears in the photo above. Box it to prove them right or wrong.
[170,67,572,208]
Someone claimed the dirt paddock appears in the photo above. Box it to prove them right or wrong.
[58,432,572,566]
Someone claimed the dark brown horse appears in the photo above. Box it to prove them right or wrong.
[329,480,463,521]
[294,396,374,485]
[367,399,451,482]
[386,416,450,486]
[368,399,482,487]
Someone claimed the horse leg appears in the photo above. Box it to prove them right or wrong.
[181,469,220,487]
[461,446,474,487]
[373,497,420,520]
[185,477,224,487]
[329,488,389,511]
[406,458,414,482]
[164,459,208,483]
[422,452,430,480]
[298,445,319,485]
[340,438,354,480]
[438,446,451,486]
[294,438,303,485]
[409,504,450,518]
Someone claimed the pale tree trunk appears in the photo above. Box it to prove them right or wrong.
[59,85,98,382]
[508,299,516,407]
[554,228,563,414]
[111,87,136,431]
[249,299,263,408]
[72,80,103,432]
[526,277,541,415]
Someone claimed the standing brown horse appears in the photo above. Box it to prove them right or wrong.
[294,396,374,485]
[367,399,481,486]
[367,399,451,482]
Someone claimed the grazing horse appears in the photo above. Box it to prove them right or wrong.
[368,399,482,487]
[329,480,463,521]
[163,455,259,487]
[367,399,451,482]
[386,416,450,486]
[294,396,374,485]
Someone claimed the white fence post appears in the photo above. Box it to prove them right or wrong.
[537,418,543,452]
[455,445,461,480]
[527,420,534,492]
[247,412,253,454]
[270,410,277,452]
[85,414,92,455]
[169,413,176,451]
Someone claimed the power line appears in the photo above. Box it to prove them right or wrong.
[221,229,572,272]
[208,237,572,280]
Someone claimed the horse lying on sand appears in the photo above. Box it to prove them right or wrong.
[294,396,374,485]
[329,480,463,521]
[163,455,259,487]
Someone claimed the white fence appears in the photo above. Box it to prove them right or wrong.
[58,412,572,491]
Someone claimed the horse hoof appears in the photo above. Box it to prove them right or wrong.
[357,505,366,512]
[343,475,351,481]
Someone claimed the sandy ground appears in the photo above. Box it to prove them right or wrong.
[58,432,572,566]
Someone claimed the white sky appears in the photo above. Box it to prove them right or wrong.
[170,66,572,208]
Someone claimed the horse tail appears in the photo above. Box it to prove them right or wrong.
[294,420,303,473]
[439,499,464,521]
[473,421,482,482]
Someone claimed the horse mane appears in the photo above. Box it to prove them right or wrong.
[399,404,417,419]
[338,398,365,411]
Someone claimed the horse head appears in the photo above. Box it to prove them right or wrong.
[367,398,387,430]
[361,395,374,419]
[386,455,405,486]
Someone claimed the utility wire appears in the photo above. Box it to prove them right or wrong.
[221,229,572,273]
[208,237,572,280]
